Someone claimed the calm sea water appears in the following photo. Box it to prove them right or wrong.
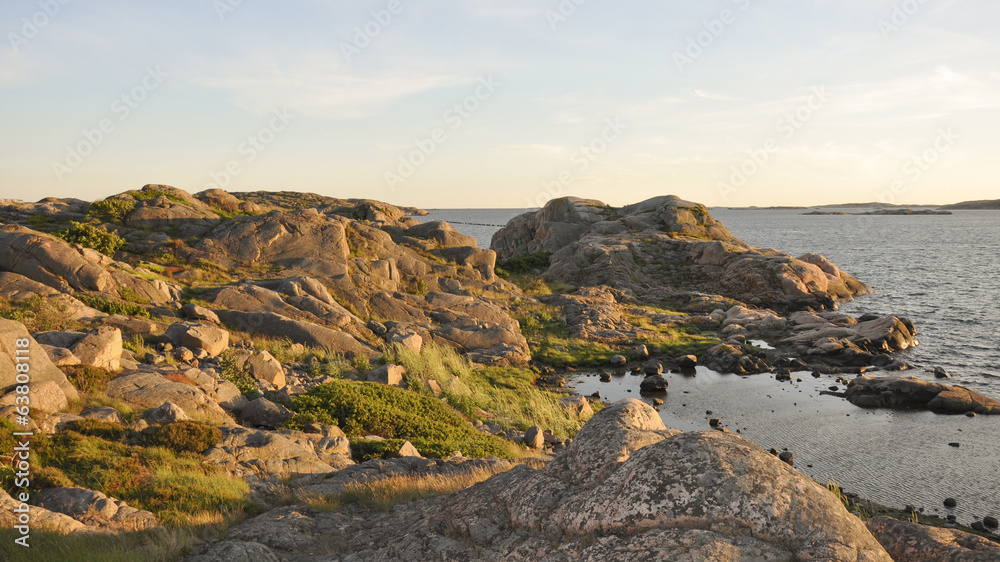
[421,207,1000,525]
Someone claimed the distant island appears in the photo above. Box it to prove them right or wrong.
[938,199,1000,210]
[804,209,953,216]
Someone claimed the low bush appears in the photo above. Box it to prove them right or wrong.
[55,221,125,256]
[86,198,135,223]
[63,365,115,394]
[78,295,150,318]
[147,421,222,454]
[350,438,410,462]
[496,252,551,278]
[287,380,515,459]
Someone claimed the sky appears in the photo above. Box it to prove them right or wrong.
[1,0,998,209]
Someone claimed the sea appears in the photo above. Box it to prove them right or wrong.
[419,207,1000,525]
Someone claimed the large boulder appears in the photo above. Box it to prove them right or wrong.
[163,322,230,357]
[189,399,891,560]
[69,325,123,371]
[0,319,79,401]
[240,397,292,429]
[0,225,115,292]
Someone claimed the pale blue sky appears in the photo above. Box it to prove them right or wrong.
[2,0,998,208]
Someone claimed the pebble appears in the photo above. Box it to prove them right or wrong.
[948,442,960,448]
[984,516,999,529]
[944,498,957,508]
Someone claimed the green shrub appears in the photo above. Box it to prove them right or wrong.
[62,419,129,441]
[350,438,410,462]
[128,189,186,203]
[147,421,222,454]
[217,352,261,399]
[288,381,514,459]
[86,198,136,223]
[497,252,551,277]
[78,295,150,318]
[117,287,147,304]
[55,221,125,256]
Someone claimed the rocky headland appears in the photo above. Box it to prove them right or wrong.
[1,187,996,559]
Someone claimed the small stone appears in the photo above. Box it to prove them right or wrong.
[610,354,627,367]
[643,361,663,376]
[709,418,721,427]
[948,442,960,448]
[524,426,545,449]
[828,386,839,392]
[778,451,794,465]
[966,411,977,418]
[639,374,668,392]
[633,345,649,360]
[944,498,957,508]
[971,521,986,532]
[675,354,697,369]
[933,366,951,379]
[652,398,663,406]
[599,372,611,382]
[983,516,998,529]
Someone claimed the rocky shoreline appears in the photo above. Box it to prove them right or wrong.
[1,187,997,559]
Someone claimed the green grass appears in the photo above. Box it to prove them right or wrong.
[514,299,720,367]
[127,189,187,204]
[286,380,518,459]
[0,295,80,332]
[0,419,251,528]
[388,343,587,438]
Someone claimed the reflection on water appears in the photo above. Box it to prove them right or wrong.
[571,367,1000,526]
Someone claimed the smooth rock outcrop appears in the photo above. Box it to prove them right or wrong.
[867,516,1000,561]
[36,487,158,532]
[0,225,115,292]
[845,376,1000,414]
[492,196,870,310]
[107,371,232,424]
[202,426,335,478]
